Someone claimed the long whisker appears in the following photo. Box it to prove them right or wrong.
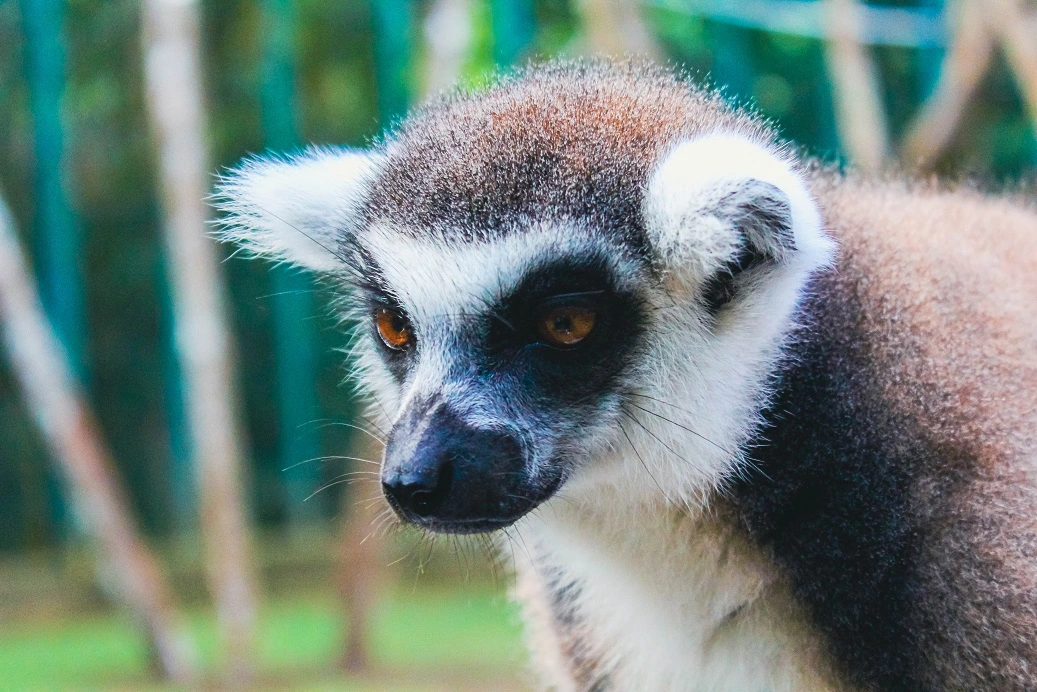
[620,420,675,505]
[302,419,387,445]
[626,398,733,455]
[249,202,353,266]
[355,412,390,438]
[281,455,380,472]
[621,405,707,476]
[303,477,359,501]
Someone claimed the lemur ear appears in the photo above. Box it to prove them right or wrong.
[214,147,379,271]
[643,135,833,276]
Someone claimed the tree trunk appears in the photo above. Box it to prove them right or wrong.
[140,0,259,683]
[0,193,196,683]
[423,0,474,96]
[988,0,1037,132]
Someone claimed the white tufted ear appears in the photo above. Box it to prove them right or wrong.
[643,134,834,277]
[214,147,379,271]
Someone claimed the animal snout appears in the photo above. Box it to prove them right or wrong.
[380,403,535,533]
[382,455,454,518]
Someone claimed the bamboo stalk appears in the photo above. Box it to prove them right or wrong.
[576,0,663,58]
[823,0,891,171]
[901,0,995,170]
[0,193,196,683]
[423,0,474,97]
[140,0,259,682]
[988,0,1037,131]
[337,460,386,675]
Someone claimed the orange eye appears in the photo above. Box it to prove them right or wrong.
[537,305,598,347]
[375,307,413,350]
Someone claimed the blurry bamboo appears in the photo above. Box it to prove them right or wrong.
[901,0,995,169]
[337,432,388,674]
[423,0,473,96]
[0,193,196,683]
[902,0,1037,170]
[575,0,663,58]
[140,0,259,683]
[988,0,1037,130]
[823,0,891,172]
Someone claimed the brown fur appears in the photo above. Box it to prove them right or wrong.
[365,61,767,241]
[810,177,1037,688]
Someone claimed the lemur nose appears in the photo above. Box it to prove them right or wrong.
[382,458,453,518]
[381,403,535,531]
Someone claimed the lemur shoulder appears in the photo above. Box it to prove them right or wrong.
[217,62,1037,691]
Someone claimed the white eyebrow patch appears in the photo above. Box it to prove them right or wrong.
[359,222,640,327]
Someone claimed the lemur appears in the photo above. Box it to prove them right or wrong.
[217,62,1037,691]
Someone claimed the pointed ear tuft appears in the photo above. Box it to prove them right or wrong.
[213,147,379,271]
[643,134,834,274]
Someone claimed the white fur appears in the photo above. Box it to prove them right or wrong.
[514,504,842,691]
[213,147,379,270]
[644,134,834,279]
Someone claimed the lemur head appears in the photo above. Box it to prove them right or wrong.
[218,62,834,534]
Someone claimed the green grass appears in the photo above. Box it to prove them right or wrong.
[0,585,527,690]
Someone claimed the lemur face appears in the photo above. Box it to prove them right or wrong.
[217,65,834,534]
[349,222,651,532]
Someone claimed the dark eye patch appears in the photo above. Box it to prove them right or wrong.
[487,256,619,353]
[365,293,414,381]
[483,253,646,404]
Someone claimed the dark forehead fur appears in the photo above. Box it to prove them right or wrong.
[363,61,771,247]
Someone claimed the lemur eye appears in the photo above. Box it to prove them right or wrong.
[375,307,413,350]
[537,305,597,347]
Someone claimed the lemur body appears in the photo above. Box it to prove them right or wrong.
[218,63,1037,690]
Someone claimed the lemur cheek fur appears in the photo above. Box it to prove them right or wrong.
[217,61,1037,692]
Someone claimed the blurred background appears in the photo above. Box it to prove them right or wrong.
[0,0,1033,689]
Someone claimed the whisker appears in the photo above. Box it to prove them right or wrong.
[622,405,707,476]
[303,420,386,445]
[361,508,396,545]
[619,421,675,506]
[282,454,380,472]
[355,412,389,438]
[249,201,354,266]
[303,478,354,501]
[358,494,388,510]
[626,399,733,455]
[255,289,312,300]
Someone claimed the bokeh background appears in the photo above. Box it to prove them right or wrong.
[0,0,1034,688]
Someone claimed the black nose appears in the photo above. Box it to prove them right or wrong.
[382,457,453,518]
[381,403,538,532]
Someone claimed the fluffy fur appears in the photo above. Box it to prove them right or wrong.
[216,62,1037,691]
